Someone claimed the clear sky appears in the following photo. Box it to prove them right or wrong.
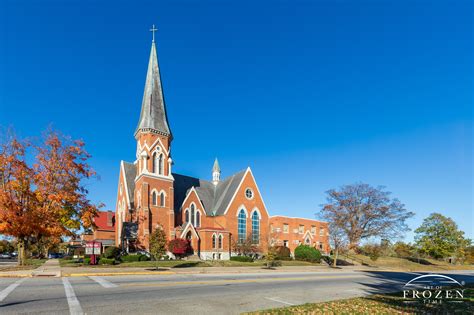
[1,1,472,242]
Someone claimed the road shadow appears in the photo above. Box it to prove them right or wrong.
[171,262,201,268]
[351,271,474,313]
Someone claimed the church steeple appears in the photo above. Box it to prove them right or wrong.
[135,31,172,140]
[212,158,221,185]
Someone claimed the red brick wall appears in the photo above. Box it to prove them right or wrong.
[269,216,330,254]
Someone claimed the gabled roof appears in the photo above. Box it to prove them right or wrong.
[134,41,172,139]
[173,169,246,216]
[122,161,136,208]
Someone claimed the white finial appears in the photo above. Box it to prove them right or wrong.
[150,24,158,43]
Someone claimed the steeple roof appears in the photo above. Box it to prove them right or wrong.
[135,41,172,139]
[212,158,221,173]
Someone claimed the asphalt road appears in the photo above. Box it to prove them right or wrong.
[0,270,473,314]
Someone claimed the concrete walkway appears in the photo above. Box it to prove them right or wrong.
[0,259,60,278]
[31,259,61,277]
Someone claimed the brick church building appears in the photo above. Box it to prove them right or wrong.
[115,36,329,260]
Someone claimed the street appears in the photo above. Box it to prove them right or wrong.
[1,270,473,314]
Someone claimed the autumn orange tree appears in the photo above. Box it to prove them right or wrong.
[0,129,100,265]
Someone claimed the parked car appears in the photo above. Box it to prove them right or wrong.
[135,250,151,258]
[0,253,12,259]
[48,253,63,259]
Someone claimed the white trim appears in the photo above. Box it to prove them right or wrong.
[222,168,250,215]
[147,137,170,156]
[134,172,174,183]
[244,187,254,200]
[250,207,262,220]
[212,233,217,249]
[236,206,249,218]
[180,187,206,212]
[303,230,313,240]
[181,222,200,240]
[150,188,159,206]
[184,208,190,224]
[269,215,328,224]
[245,168,270,217]
[120,161,132,208]
[195,209,202,227]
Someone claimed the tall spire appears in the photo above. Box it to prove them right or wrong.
[135,28,172,139]
[212,158,221,185]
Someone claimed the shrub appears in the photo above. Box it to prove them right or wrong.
[360,243,382,261]
[230,255,254,262]
[103,246,120,259]
[121,255,141,262]
[294,245,322,263]
[273,246,292,260]
[393,241,414,258]
[99,258,115,265]
[264,260,282,268]
[139,254,150,261]
[168,238,191,259]
[83,257,91,265]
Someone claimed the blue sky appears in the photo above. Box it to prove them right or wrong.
[1,1,472,242]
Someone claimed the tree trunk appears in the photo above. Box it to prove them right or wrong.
[17,240,26,266]
[333,247,338,267]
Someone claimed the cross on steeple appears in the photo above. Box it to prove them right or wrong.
[150,24,158,43]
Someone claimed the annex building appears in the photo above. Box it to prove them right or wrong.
[115,36,329,260]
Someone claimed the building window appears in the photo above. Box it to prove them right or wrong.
[218,234,223,249]
[311,226,316,235]
[191,204,196,226]
[238,209,246,243]
[152,191,157,206]
[152,152,158,173]
[320,228,324,236]
[196,211,200,227]
[245,188,254,200]
[185,209,189,223]
[159,192,165,207]
[212,234,216,249]
[158,154,164,175]
[283,240,289,247]
[283,224,289,234]
[319,244,323,250]
[251,211,259,244]
[305,238,311,245]
[299,225,304,234]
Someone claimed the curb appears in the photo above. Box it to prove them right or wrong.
[0,274,32,278]
[64,271,175,277]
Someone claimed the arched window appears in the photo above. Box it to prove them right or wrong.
[191,204,195,226]
[160,192,165,207]
[212,234,216,249]
[185,209,189,223]
[152,191,157,206]
[238,209,246,243]
[196,211,200,227]
[252,211,260,244]
[152,152,158,173]
[218,234,223,249]
[158,154,164,175]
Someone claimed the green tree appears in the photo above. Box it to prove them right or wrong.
[415,213,470,260]
[393,241,414,258]
[149,226,167,270]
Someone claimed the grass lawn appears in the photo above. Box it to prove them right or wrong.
[245,286,474,315]
[0,258,47,272]
[344,254,474,271]
[59,258,320,268]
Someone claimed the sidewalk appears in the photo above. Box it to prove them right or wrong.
[61,265,355,277]
[0,259,60,278]
[31,259,61,277]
